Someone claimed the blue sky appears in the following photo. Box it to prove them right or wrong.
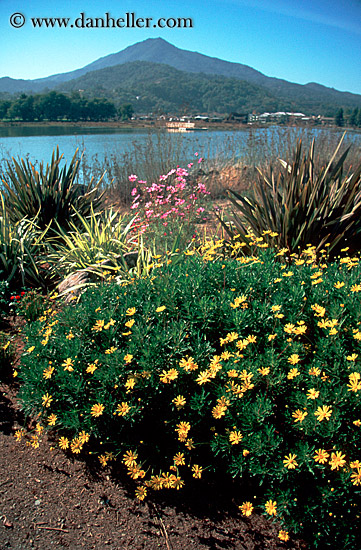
[1,0,360,94]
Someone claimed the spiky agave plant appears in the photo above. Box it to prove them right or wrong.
[0,192,49,288]
[1,146,105,232]
[219,133,361,256]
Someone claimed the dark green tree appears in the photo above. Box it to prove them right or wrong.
[118,103,134,120]
[86,98,116,121]
[334,108,344,126]
[68,95,92,121]
[0,100,11,119]
[38,91,71,121]
[7,94,37,121]
[348,108,358,126]
[357,109,361,127]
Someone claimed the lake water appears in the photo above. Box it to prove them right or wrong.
[0,125,360,170]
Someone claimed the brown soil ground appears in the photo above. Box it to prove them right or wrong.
[0,321,309,550]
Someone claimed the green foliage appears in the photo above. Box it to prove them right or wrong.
[0,277,9,318]
[58,61,284,115]
[1,147,105,231]
[221,134,361,256]
[1,91,118,122]
[47,59,361,116]
[128,162,210,253]
[10,289,49,322]
[46,207,146,290]
[348,107,359,127]
[18,246,361,548]
[118,103,134,121]
[0,194,48,287]
[0,330,15,376]
[335,108,344,127]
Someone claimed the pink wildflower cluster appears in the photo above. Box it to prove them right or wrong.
[128,155,209,237]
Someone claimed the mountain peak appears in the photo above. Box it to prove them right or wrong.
[1,38,360,111]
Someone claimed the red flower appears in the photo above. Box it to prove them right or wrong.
[15,295,21,300]
[21,291,26,296]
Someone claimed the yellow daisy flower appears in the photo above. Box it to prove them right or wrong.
[283,453,298,469]
[239,502,253,517]
[265,500,277,516]
[90,403,105,417]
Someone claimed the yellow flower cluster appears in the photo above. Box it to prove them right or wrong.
[159,368,179,383]
[179,356,199,372]
[212,396,229,419]
[175,421,191,441]
[230,295,248,309]
[122,450,145,480]
[116,402,131,416]
[347,372,361,392]
[58,431,90,454]
[99,451,115,467]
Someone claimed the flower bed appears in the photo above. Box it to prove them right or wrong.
[16,243,361,548]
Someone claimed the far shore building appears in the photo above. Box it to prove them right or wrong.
[248,112,307,123]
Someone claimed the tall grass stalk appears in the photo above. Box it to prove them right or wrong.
[76,127,361,206]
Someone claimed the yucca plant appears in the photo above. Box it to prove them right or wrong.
[220,133,361,256]
[0,193,49,288]
[1,147,105,232]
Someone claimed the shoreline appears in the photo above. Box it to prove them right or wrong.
[0,119,348,132]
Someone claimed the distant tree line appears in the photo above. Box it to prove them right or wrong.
[334,107,361,127]
[0,91,134,122]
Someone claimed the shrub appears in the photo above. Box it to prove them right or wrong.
[10,289,49,322]
[1,147,105,232]
[0,276,9,318]
[86,131,199,207]
[0,194,48,288]
[17,244,361,548]
[128,156,210,251]
[46,207,154,294]
[221,134,361,256]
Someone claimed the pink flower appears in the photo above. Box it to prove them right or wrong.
[188,163,193,168]
[131,187,138,196]
[176,168,188,177]
[198,157,203,163]
[128,174,137,182]
[197,207,205,213]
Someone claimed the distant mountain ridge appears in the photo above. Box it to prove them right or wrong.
[55,60,281,114]
[1,38,361,113]
[33,37,266,85]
